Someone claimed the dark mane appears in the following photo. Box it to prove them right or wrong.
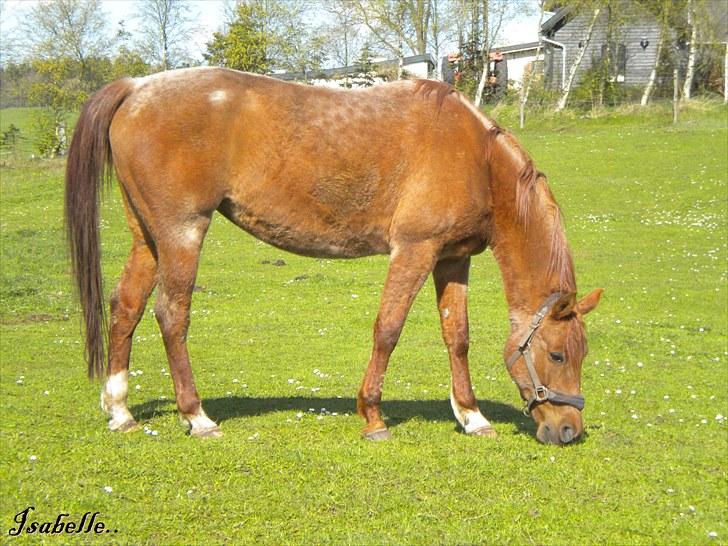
[413,79,457,111]
[500,132,576,292]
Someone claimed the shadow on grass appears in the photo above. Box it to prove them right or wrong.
[131,395,537,437]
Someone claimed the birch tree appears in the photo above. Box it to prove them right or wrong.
[555,6,601,112]
[681,0,697,99]
[519,0,546,128]
[134,0,197,70]
[641,0,672,106]
[472,0,528,106]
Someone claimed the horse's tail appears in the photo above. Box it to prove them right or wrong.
[65,78,135,379]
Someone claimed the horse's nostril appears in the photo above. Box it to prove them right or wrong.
[560,424,575,444]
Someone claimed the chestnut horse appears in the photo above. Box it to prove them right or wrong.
[65,67,602,445]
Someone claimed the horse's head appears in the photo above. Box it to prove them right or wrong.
[504,289,603,445]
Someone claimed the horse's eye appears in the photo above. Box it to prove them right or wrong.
[548,351,565,364]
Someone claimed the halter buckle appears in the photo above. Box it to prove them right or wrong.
[534,385,550,402]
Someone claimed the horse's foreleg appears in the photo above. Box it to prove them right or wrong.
[357,243,437,440]
[433,257,496,437]
[154,221,221,438]
[102,238,157,432]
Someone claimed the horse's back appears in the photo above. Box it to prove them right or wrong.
[109,67,491,258]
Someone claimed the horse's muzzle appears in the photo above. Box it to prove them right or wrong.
[536,421,582,445]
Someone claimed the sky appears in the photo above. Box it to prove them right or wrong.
[1,0,546,66]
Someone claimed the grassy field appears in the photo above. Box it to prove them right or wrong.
[1,102,726,545]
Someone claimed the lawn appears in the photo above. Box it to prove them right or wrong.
[1,101,726,545]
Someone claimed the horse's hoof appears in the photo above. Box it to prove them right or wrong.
[468,426,497,438]
[109,419,139,433]
[190,426,223,439]
[363,428,391,441]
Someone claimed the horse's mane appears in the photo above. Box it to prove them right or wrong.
[410,82,575,293]
[492,127,576,293]
[413,79,457,111]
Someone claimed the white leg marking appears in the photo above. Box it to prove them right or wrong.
[450,388,492,434]
[181,408,222,437]
[101,371,137,431]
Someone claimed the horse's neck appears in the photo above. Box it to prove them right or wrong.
[487,139,572,317]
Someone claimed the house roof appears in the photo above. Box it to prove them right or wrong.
[540,6,573,35]
[271,54,435,82]
[493,41,541,54]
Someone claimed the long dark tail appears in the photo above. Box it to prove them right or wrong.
[65,78,135,379]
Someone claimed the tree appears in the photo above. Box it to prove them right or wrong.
[473,0,517,106]
[205,2,271,72]
[448,0,525,103]
[14,0,113,157]
[520,0,547,128]
[555,5,601,112]
[111,47,153,80]
[19,0,112,81]
[133,0,198,70]
[682,0,697,99]
[350,0,432,78]
[323,1,364,69]
[641,0,673,106]
[428,0,450,80]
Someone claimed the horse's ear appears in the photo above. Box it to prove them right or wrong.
[575,288,603,316]
[551,292,577,320]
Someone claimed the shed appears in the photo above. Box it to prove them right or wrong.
[540,1,728,92]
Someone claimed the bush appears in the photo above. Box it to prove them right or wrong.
[31,108,67,158]
[0,124,23,156]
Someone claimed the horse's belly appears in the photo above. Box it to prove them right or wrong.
[217,197,389,258]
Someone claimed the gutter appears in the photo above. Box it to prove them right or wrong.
[542,37,567,91]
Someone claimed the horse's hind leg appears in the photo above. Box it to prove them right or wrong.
[102,202,158,432]
[154,216,221,438]
[433,257,496,437]
[357,242,438,440]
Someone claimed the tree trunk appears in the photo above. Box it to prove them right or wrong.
[641,27,665,106]
[474,0,490,107]
[556,7,601,112]
[682,0,697,100]
[520,0,547,128]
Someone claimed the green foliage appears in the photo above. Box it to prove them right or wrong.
[0,124,23,156]
[204,3,271,73]
[1,104,726,543]
[30,108,68,158]
[28,64,85,115]
[26,57,89,158]
[353,42,377,87]
[110,47,152,80]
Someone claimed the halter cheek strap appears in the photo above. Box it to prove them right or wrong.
[506,293,585,416]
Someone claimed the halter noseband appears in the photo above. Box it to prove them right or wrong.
[506,293,585,416]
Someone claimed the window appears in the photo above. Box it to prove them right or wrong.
[600,43,627,83]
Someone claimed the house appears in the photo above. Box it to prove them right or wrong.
[441,43,544,91]
[440,0,726,96]
[270,54,436,88]
[539,2,728,92]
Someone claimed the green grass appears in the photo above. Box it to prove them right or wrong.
[1,102,726,545]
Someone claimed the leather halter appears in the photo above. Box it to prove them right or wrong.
[506,293,585,416]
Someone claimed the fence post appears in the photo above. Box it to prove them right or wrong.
[672,68,679,124]
[724,43,727,104]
